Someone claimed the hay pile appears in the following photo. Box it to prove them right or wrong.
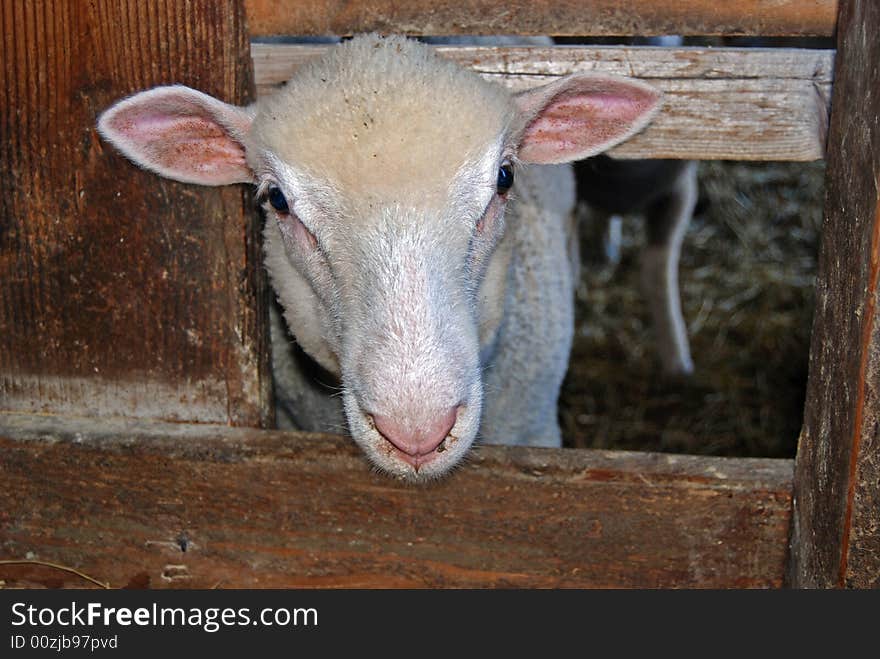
[559,160,825,458]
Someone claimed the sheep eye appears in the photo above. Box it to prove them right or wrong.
[267,185,289,214]
[497,162,514,194]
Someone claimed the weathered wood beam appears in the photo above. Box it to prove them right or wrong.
[789,0,880,589]
[251,44,833,161]
[0,1,272,426]
[0,414,793,589]
[244,0,838,38]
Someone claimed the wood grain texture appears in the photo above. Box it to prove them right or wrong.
[251,43,833,161]
[789,0,880,589]
[0,414,793,589]
[0,1,272,426]
[244,0,838,37]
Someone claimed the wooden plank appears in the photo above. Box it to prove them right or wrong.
[244,0,838,38]
[789,0,880,589]
[0,414,793,589]
[0,1,272,426]
[251,43,833,161]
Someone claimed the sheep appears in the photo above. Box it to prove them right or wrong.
[431,35,698,376]
[573,36,697,377]
[97,34,660,480]
[576,156,698,376]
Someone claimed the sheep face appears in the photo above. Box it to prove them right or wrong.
[97,34,660,480]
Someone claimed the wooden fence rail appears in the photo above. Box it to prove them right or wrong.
[244,0,838,38]
[0,414,793,589]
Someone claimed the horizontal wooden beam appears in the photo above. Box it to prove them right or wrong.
[0,414,793,588]
[244,1,838,38]
[251,44,833,161]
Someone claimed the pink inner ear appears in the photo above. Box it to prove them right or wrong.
[99,89,253,186]
[518,79,660,164]
[108,110,248,185]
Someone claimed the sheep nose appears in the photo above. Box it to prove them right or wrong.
[372,406,459,468]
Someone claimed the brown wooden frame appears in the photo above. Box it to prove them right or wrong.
[0,0,271,427]
[1,0,877,588]
[243,0,838,38]
[788,0,880,589]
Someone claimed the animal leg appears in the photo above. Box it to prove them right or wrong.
[640,161,698,375]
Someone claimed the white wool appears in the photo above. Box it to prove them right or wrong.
[251,35,514,209]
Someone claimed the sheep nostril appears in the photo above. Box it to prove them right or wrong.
[371,405,460,466]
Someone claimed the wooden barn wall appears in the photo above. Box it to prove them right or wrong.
[0,0,271,426]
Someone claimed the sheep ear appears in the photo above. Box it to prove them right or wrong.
[97,85,255,186]
[514,74,661,165]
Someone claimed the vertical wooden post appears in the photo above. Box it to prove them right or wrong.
[789,0,880,588]
[0,1,271,426]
